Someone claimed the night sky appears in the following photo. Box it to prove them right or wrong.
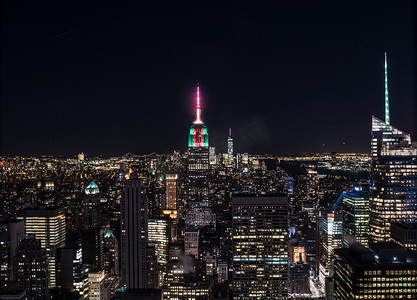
[1,1,416,157]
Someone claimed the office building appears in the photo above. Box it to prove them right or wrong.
[334,242,417,299]
[185,202,215,227]
[56,246,88,298]
[390,222,417,251]
[165,174,178,210]
[114,288,162,300]
[103,229,120,297]
[83,181,102,229]
[319,211,343,285]
[187,84,210,203]
[342,187,369,247]
[227,128,233,155]
[14,236,48,299]
[148,218,169,287]
[289,263,310,297]
[17,206,66,288]
[103,229,119,277]
[88,271,107,300]
[232,196,288,299]
[120,176,148,289]
[0,220,24,282]
[82,228,104,271]
[184,229,199,258]
[209,147,216,165]
[217,261,228,283]
[369,53,417,242]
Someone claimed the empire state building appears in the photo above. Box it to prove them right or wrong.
[187,84,210,204]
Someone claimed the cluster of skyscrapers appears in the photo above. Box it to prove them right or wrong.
[0,54,416,300]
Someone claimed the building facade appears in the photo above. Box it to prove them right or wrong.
[17,206,66,288]
[334,242,417,299]
[120,176,148,289]
[342,187,369,247]
[232,196,288,299]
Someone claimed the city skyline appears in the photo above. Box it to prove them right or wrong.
[1,1,416,156]
[1,2,417,299]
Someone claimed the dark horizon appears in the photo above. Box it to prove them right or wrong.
[1,1,416,157]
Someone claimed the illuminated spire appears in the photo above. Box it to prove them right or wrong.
[384,52,390,125]
[229,128,232,137]
[194,83,203,124]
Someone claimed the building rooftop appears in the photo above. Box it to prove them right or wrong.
[335,242,417,269]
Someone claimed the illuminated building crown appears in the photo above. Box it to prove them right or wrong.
[188,84,209,148]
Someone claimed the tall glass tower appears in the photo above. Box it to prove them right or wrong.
[342,186,369,247]
[228,128,233,155]
[369,54,417,242]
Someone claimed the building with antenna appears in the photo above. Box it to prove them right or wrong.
[228,128,233,155]
[369,53,417,242]
[187,84,210,204]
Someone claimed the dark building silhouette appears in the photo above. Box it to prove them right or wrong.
[14,236,48,300]
[0,220,24,283]
[334,242,417,299]
[120,176,148,289]
[82,228,104,271]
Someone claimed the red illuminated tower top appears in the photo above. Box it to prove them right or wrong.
[188,84,208,148]
[194,83,203,124]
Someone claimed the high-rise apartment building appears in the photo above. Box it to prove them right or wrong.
[120,176,148,289]
[17,206,66,288]
[232,196,288,299]
[342,187,369,247]
[369,54,417,242]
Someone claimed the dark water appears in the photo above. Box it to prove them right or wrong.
[261,159,369,179]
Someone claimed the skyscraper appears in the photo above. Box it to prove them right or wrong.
[14,236,48,300]
[56,246,88,297]
[83,181,102,229]
[88,271,107,300]
[342,186,369,247]
[232,196,288,299]
[165,174,178,210]
[369,53,417,242]
[17,206,66,288]
[0,220,24,283]
[319,211,343,285]
[187,84,210,204]
[334,242,417,299]
[148,218,169,287]
[120,176,148,289]
[82,228,104,271]
[227,128,233,155]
